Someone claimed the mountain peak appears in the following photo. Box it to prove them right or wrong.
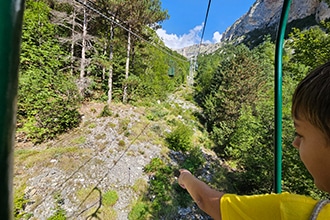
[221,0,330,42]
[175,0,330,59]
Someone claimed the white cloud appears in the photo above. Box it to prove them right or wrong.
[156,23,223,49]
[156,23,204,49]
[212,31,222,43]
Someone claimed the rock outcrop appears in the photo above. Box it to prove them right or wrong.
[221,0,330,42]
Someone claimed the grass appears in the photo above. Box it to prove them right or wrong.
[128,199,151,220]
[95,207,117,220]
[95,133,106,140]
[75,189,118,219]
[15,146,79,168]
[138,148,145,155]
[15,143,94,178]
[47,192,66,220]
[132,178,148,195]
[126,150,136,157]
[118,117,130,133]
[145,106,169,121]
[71,136,86,145]
[106,122,116,128]
[15,149,40,163]
[96,141,111,151]
[132,120,166,146]
[76,186,100,205]
[103,190,118,206]
[88,122,97,129]
[117,140,126,150]
[14,182,30,219]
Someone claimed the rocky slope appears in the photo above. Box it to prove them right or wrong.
[15,103,158,220]
[14,89,228,219]
[176,0,330,59]
[221,0,330,42]
[175,43,224,59]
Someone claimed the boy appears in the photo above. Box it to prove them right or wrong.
[178,61,330,219]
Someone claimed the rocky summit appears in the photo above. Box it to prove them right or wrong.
[221,0,330,42]
[176,0,330,59]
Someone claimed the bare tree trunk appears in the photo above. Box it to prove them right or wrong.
[80,0,87,80]
[107,21,114,105]
[70,2,76,75]
[123,26,131,103]
[102,40,107,80]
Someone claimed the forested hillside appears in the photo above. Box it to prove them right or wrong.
[14,0,330,219]
[17,0,188,144]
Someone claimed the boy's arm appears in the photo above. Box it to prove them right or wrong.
[178,169,224,220]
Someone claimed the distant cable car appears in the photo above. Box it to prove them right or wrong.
[168,60,175,77]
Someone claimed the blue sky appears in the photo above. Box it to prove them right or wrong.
[156,0,256,49]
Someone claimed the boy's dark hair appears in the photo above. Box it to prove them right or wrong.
[292,61,330,141]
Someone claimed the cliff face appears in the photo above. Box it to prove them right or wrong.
[221,0,330,41]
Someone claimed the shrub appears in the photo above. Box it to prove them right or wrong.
[165,123,193,152]
[146,106,169,121]
[182,147,206,173]
[103,190,118,206]
[98,105,113,117]
[128,201,149,220]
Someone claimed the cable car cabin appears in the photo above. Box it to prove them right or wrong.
[168,59,175,77]
[168,65,175,77]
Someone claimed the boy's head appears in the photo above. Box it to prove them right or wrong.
[292,61,330,141]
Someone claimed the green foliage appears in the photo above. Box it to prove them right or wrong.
[103,190,118,206]
[181,147,206,173]
[48,192,66,220]
[280,74,327,198]
[118,140,126,147]
[165,122,193,152]
[226,105,274,194]
[141,147,206,218]
[73,0,181,104]
[128,201,150,220]
[142,157,176,217]
[194,34,328,198]
[132,179,148,194]
[118,118,130,133]
[147,162,173,215]
[195,44,268,153]
[144,158,164,173]
[14,195,29,219]
[98,105,113,117]
[277,24,330,198]
[133,40,189,103]
[288,25,330,69]
[18,0,81,143]
[194,49,223,104]
[123,75,143,103]
[17,0,185,144]
[145,105,169,121]
[172,183,194,208]
[14,184,31,219]
[47,209,66,220]
[320,20,330,32]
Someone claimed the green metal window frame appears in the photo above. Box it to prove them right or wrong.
[0,0,26,218]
